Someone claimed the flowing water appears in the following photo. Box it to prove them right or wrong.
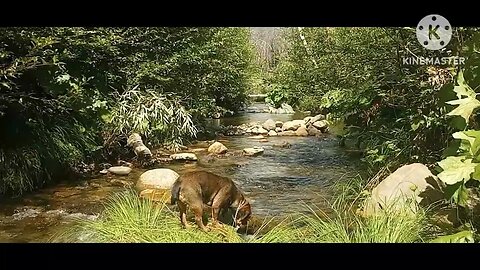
[0,103,361,242]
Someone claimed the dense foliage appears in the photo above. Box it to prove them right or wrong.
[0,27,255,195]
[271,27,479,174]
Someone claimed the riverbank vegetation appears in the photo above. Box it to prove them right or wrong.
[263,27,480,240]
[269,27,479,172]
[3,26,480,243]
[54,182,432,243]
[0,27,256,195]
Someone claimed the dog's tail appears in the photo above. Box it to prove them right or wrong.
[170,180,181,205]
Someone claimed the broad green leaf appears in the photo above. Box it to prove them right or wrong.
[457,70,471,90]
[453,85,475,99]
[453,131,476,147]
[443,181,469,206]
[452,130,480,157]
[430,230,474,243]
[446,97,480,123]
[437,156,477,185]
[465,130,480,158]
[442,139,461,157]
[472,163,480,181]
[448,116,467,131]
[453,71,475,98]
[438,82,455,105]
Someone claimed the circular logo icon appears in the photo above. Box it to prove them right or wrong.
[416,14,452,50]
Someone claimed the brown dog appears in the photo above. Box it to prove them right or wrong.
[170,170,252,232]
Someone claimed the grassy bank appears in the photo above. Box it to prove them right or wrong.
[53,182,432,243]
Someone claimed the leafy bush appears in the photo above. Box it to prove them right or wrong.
[272,27,479,173]
[0,27,256,195]
[105,88,197,152]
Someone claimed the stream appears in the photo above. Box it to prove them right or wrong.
[0,102,361,242]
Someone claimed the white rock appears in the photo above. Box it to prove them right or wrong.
[107,166,132,175]
[208,142,228,154]
[251,127,268,135]
[262,119,276,131]
[313,120,328,131]
[363,163,442,216]
[295,126,309,136]
[282,120,305,131]
[136,168,180,191]
[170,153,198,161]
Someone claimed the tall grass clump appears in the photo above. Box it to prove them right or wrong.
[255,177,431,243]
[54,190,243,243]
[0,111,96,195]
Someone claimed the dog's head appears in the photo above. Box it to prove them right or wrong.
[233,198,252,229]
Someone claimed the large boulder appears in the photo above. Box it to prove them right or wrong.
[208,142,228,154]
[170,153,198,161]
[312,120,328,132]
[243,147,265,156]
[295,126,309,136]
[363,163,443,215]
[280,103,295,114]
[107,166,132,175]
[303,116,313,124]
[282,120,305,131]
[251,126,269,135]
[307,126,322,136]
[262,119,276,131]
[306,114,325,126]
[136,168,179,191]
[268,130,277,136]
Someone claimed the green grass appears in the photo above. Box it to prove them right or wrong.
[53,180,431,243]
[53,190,243,243]
[255,179,430,243]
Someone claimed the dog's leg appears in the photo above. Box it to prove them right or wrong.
[211,207,221,227]
[210,186,230,227]
[177,201,189,229]
[191,204,209,232]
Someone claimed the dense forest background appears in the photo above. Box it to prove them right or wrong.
[0,28,256,194]
[1,27,480,212]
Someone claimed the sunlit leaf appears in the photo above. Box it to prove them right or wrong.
[446,97,480,123]
[472,163,480,181]
[437,156,477,185]
[452,130,480,157]
[443,181,469,206]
